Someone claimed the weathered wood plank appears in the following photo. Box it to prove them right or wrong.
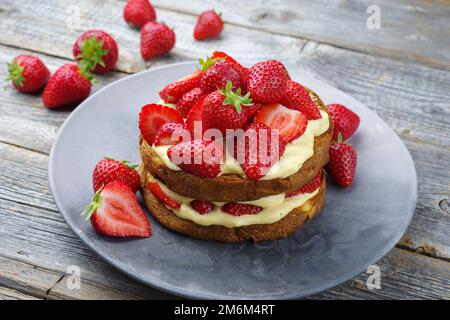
[152,0,450,70]
[0,286,41,300]
[0,0,307,73]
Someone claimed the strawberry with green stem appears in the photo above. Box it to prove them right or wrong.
[5,55,50,93]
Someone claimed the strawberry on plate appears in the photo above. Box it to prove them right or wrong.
[246,60,289,104]
[210,51,247,76]
[193,10,223,41]
[123,0,156,29]
[92,157,141,192]
[185,95,207,135]
[168,139,223,178]
[286,172,322,197]
[42,63,92,109]
[222,203,262,216]
[176,87,205,117]
[147,182,181,209]
[141,21,175,60]
[282,80,321,120]
[81,181,151,238]
[6,55,50,93]
[73,30,118,75]
[139,103,184,145]
[159,70,203,103]
[327,103,360,142]
[190,200,215,214]
[325,134,357,188]
[154,122,189,146]
[255,103,308,143]
[199,58,243,93]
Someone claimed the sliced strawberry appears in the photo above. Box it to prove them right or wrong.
[286,172,322,197]
[185,96,206,135]
[139,104,184,145]
[282,80,321,120]
[190,200,215,214]
[147,182,181,209]
[168,139,223,178]
[154,122,189,146]
[255,103,308,143]
[81,181,151,238]
[159,70,203,103]
[222,203,262,216]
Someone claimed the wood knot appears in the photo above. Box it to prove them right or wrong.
[439,198,449,214]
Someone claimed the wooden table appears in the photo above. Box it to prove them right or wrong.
[0,0,448,300]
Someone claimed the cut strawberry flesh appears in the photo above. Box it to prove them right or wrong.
[222,203,262,216]
[147,182,181,209]
[190,200,215,214]
[255,103,308,143]
[286,172,322,197]
[139,104,184,145]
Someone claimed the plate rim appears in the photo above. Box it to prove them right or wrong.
[48,61,417,299]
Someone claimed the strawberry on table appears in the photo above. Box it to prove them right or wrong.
[222,203,262,216]
[246,60,289,104]
[327,103,360,142]
[139,103,184,145]
[154,122,188,146]
[255,103,308,143]
[159,70,203,103]
[199,58,243,93]
[141,21,175,60]
[82,181,151,238]
[73,30,118,75]
[147,182,181,209]
[123,0,156,29]
[282,80,321,120]
[325,133,357,188]
[6,55,50,93]
[190,200,215,214]
[92,157,141,192]
[194,10,223,41]
[42,63,92,109]
[176,87,205,117]
[168,139,223,178]
[286,172,322,197]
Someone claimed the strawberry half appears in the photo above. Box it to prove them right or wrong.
[190,200,215,214]
[282,80,321,120]
[255,103,308,143]
[286,172,322,197]
[327,104,360,142]
[139,104,184,145]
[81,181,151,238]
[147,182,181,209]
[222,203,262,216]
[154,122,189,146]
[159,70,203,103]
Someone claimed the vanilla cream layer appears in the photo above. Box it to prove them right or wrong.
[145,173,319,228]
[152,109,329,179]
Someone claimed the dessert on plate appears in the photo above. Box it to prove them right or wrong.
[138,52,332,243]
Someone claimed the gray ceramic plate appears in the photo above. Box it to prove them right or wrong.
[48,61,417,299]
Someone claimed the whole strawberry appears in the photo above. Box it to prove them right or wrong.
[123,0,156,29]
[73,30,118,74]
[42,63,91,109]
[6,55,50,93]
[282,80,321,120]
[199,58,243,93]
[325,134,357,188]
[92,157,141,192]
[246,60,289,104]
[210,51,247,76]
[141,22,175,60]
[176,87,205,117]
[159,70,202,103]
[194,10,223,41]
[327,104,360,142]
[201,81,257,134]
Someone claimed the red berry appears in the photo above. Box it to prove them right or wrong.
[199,58,243,93]
[246,60,289,104]
[210,51,247,76]
[325,141,357,188]
[190,200,215,214]
[73,30,118,75]
[6,55,50,93]
[286,172,322,197]
[123,0,156,28]
[282,80,321,120]
[235,122,286,180]
[222,203,262,216]
[255,103,308,143]
[185,96,206,135]
[42,63,91,109]
[81,181,151,238]
[176,87,205,117]
[147,182,181,209]
[141,21,175,60]
[168,139,223,178]
[154,122,189,146]
[194,10,223,41]
[327,104,360,142]
[139,104,184,145]
[159,70,202,103]
[92,158,141,192]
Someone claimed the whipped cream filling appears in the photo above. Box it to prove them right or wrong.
[145,174,320,228]
[152,110,329,180]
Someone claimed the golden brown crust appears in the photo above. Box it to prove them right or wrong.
[139,89,332,202]
[140,176,326,243]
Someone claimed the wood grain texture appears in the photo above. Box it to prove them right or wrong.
[0,286,41,300]
[152,0,450,69]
